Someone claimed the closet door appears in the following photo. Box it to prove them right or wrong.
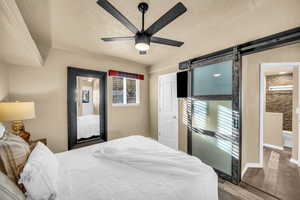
[188,50,241,184]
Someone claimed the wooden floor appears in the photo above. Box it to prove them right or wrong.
[219,180,279,200]
[242,147,300,200]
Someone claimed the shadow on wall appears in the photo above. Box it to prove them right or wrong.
[9,88,67,152]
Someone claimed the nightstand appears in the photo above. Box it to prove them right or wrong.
[29,138,47,150]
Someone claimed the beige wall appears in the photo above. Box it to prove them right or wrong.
[8,48,149,152]
[264,112,283,147]
[0,63,9,101]
[149,67,188,152]
[242,43,300,170]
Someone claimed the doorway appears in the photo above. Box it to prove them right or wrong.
[259,63,300,167]
[158,72,179,150]
[242,62,300,199]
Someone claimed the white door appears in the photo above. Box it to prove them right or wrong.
[158,73,178,150]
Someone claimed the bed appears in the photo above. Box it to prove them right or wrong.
[54,136,218,200]
[77,114,100,139]
[1,135,218,200]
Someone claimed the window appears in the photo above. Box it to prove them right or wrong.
[112,77,140,105]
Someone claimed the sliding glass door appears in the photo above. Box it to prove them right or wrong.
[188,51,241,184]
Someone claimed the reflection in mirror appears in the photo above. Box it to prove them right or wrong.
[76,76,101,142]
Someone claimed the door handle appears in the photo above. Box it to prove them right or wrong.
[173,116,177,119]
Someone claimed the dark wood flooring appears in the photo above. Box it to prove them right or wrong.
[242,147,300,200]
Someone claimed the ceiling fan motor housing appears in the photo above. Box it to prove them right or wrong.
[135,32,150,46]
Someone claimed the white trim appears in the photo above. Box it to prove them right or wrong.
[263,143,284,151]
[261,62,300,67]
[260,62,300,168]
[242,163,263,178]
[290,158,299,165]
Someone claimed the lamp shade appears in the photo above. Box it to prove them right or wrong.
[0,102,36,122]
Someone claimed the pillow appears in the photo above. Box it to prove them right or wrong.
[0,123,5,139]
[0,133,30,186]
[19,142,59,200]
[0,171,25,200]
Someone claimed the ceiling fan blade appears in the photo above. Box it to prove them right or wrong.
[97,0,139,34]
[139,51,147,55]
[151,37,184,47]
[101,36,135,41]
[145,2,187,36]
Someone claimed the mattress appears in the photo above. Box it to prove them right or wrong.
[55,136,218,200]
[77,114,100,139]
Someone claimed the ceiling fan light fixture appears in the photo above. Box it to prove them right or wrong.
[135,42,150,51]
[135,33,150,51]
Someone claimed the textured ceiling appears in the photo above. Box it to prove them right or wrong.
[1,0,300,67]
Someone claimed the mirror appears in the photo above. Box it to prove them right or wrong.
[68,67,107,150]
[76,76,100,142]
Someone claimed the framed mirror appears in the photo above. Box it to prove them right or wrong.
[67,67,107,150]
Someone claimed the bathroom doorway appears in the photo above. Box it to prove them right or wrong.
[242,61,300,199]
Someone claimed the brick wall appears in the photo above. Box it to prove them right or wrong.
[265,73,293,131]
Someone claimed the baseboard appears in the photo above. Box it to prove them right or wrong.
[290,158,299,166]
[242,163,263,178]
[263,143,284,150]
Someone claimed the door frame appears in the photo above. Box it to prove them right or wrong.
[157,72,179,150]
[260,62,300,167]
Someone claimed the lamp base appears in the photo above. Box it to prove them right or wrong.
[11,121,30,142]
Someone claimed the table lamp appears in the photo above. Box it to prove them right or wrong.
[0,102,35,142]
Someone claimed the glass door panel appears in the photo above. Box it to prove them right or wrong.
[191,100,233,176]
[192,60,233,96]
[189,54,241,184]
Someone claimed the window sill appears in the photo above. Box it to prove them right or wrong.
[112,103,140,107]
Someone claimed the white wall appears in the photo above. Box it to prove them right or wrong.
[8,48,149,152]
[264,112,283,148]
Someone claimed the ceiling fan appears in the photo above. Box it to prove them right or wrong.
[97,0,187,55]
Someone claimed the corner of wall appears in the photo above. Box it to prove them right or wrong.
[0,62,10,102]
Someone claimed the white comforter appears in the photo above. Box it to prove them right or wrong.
[55,136,218,200]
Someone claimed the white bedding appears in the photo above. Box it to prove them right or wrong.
[77,114,100,139]
[55,136,218,200]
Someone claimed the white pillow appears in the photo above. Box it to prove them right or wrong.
[19,142,59,200]
[0,123,5,138]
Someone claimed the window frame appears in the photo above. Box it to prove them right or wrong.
[112,76,140,106]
